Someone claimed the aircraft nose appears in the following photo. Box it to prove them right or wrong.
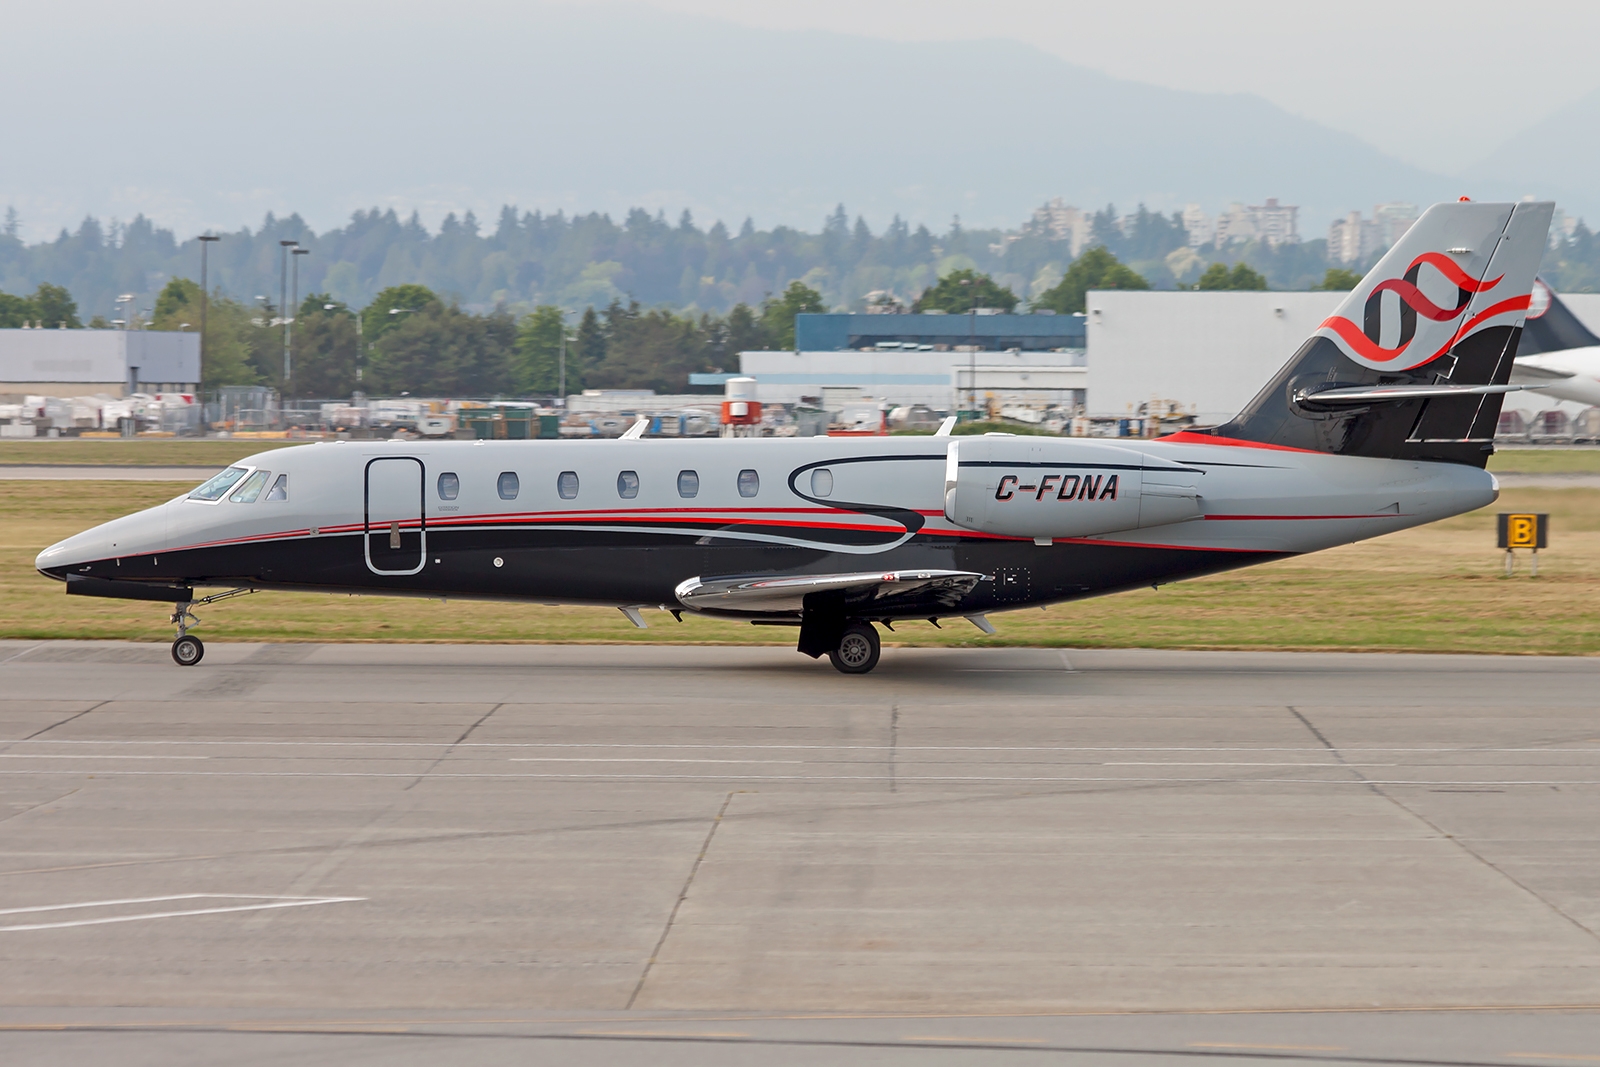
[35,504,172,580]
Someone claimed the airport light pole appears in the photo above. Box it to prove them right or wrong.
[558,308,572,402]
[324,302,364,386]
[198,235,220,391]
[289,247,309,396]
[278,239,298,390]
[962,277,977,415]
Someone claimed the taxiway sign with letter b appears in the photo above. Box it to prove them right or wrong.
[1497,513,1548,549]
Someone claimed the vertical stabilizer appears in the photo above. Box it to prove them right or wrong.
[1204,200,1554,466]
[1514,279,1600,357]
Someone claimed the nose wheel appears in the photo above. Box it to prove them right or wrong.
[164,587,253,667]
[172,634,205,666]
[828,621,881,675]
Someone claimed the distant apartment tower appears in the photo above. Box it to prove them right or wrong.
[1181,204,1212,248]
[1212,199,1300,248]
[1248,199,1299,246]
[1328,202,1417,264]
[1028,198,1094,257]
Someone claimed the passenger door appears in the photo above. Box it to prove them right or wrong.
[365,457,426,575]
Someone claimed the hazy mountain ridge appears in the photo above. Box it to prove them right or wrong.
[0,1,1531,243]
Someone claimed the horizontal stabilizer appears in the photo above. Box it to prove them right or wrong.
[676,569,982,616]
[1295,382,1526,406]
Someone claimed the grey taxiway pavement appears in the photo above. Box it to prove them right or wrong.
[1,641,1598,1065]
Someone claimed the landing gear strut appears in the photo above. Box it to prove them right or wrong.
[172,633,204,666]
[170,602,204,666]
[828,621,881,675]
[166,587,255,667]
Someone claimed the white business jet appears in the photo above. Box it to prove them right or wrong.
[38,200,1551,674]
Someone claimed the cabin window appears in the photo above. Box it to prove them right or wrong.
[265,474,288,502]
[737,469,760,498]
[677,470,699,498]
[810,468,833,497]
[228,469,272,503]
[437,472,460,500]
[188,466,248,501]
[497,471,519,500]
[557,470,579,499]
[617,470,640,499]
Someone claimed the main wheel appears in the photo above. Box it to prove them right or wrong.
[171,635,204,667]
[828,621,880,675]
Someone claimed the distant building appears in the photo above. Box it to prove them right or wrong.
[0,329,199,402]
[1181,204,1212,248]
[720,348,1086,411]
[1026,198,1094,256]
[794,312,1085,352]
[1328,202,1417,264]
[1213,199,1300,248]
[1249,199,1300,246]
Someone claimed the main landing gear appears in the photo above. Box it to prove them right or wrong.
[828,621,881,675]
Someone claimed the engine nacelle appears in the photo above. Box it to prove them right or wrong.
[942,436,1203,539]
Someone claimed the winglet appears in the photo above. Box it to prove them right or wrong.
[620,418,649,440]
[934,415,958,436]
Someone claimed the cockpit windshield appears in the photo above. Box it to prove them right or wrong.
[228,470,272,503]
[188,466,249,502]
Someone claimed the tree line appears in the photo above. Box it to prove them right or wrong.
[147,277,828,396]
[6,196,1527,334]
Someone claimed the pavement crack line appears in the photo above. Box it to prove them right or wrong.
[245,707,505,927]
[627,790,735,1010]
[889,700,899,794]
[4,701,110,750]
[0,644,44,666]
[405,703,504,791]
[1287,705,1600,947]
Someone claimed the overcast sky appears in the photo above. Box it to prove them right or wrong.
[5,0,1597,240]
[630,0,1600,174]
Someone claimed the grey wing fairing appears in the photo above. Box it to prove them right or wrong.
[675,570,984,618]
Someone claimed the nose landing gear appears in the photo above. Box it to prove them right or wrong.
[166,587,255,667]
[170,602,204,666]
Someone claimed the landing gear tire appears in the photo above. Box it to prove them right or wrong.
[172,634,204,667]
[828,621,880,675]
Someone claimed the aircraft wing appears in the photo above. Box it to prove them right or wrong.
[675,569,983,616]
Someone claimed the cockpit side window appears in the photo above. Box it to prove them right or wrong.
[228,469,272,503]
[188,466,248,502]
[265,474,288,501]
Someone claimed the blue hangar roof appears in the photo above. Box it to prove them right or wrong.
[795,312,1085,352]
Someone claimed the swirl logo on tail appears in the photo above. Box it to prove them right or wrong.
[1317,251,1508,372]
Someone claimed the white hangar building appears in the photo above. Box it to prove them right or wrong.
[1084,290,1600,426]
[0,329,200,402]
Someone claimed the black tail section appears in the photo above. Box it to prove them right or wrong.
[1201,200,1553,467]
[1516,279,1600,356]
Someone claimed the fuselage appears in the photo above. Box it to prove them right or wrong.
[1515,347,1600,406]
[36,434,1497,621]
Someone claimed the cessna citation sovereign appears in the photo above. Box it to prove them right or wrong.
[38,199,1551,674]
